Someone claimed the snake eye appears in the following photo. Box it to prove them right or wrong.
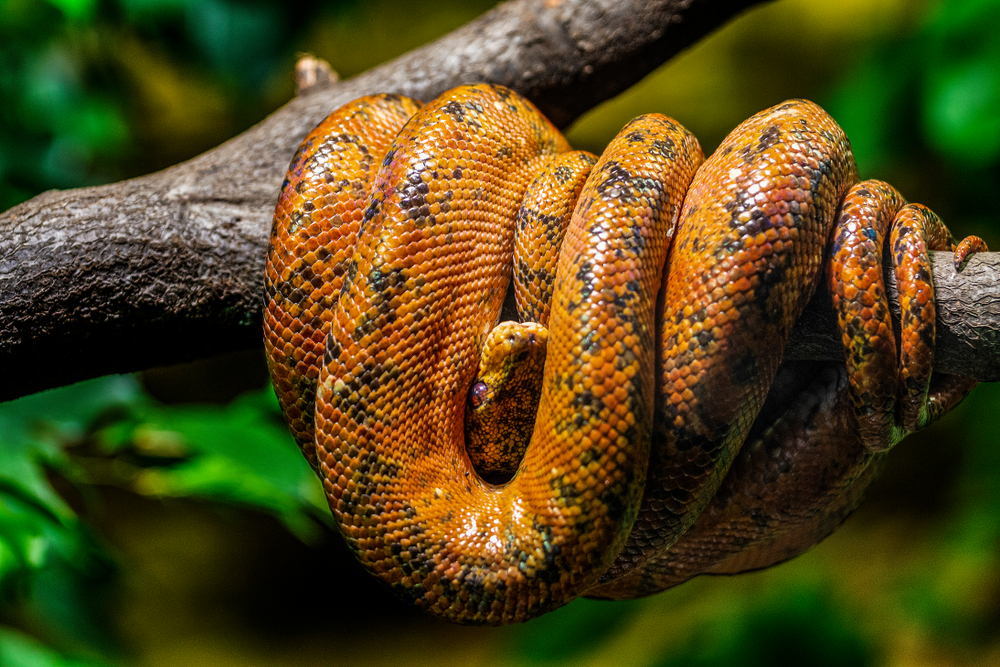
[469,380,489,408]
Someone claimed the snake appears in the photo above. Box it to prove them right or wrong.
[263,84,985,625]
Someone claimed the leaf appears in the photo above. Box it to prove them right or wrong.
[112,389,328,539]
[920,0,1000,165]
[0,376,140,522]
[0,626,114,667]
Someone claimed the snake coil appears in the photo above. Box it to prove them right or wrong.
[264,84,983,625]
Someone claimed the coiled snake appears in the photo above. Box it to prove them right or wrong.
[264,84,984,625]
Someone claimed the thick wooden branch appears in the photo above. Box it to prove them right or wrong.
[2,0,998,404]
[0,0,762,400]
[0,0,767,402]
[786,252,1000,382]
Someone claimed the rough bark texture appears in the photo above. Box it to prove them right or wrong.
[786,252,1000,382]
[1,0,998,404]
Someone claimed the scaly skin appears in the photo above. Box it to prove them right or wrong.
[315,86,701,624]
[592,191,986,599]
[264,85,983,624]
[829,184,983,447]
[465,321,549,484]
[513,150,598,325]
[588,360,884,598]
[602,100,858,582]
[264,94,423,468]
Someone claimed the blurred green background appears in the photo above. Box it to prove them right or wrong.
[2,0,1000,665]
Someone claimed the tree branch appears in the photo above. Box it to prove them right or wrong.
[3,0,999,404]
[0,0,768,402]
[786,251,1000,382]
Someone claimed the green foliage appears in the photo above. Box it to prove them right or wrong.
[0,0,291,210]
[899,383,1000,645]
[829,0,1000,168]
[647,587,874,667]
[0,0,125,208]
[512,597,644,663]
[825,0,1000,245]
[922,3,1000,167]
[0,376,323,659]
[0,378,131,658]
[100,389,328,536]
[0,626,113,667]
[0,0,495,213]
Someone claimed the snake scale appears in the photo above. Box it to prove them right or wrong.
[264,84,984,625]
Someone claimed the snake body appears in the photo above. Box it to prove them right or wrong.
[264,84,982,624]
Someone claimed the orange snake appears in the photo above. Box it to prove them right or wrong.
[264,84,984,625]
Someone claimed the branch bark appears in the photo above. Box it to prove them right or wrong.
[0,0,769,402]
[786,252,1000,382]
[2,0,998,404]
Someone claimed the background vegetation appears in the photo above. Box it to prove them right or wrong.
[1,0,999,665]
